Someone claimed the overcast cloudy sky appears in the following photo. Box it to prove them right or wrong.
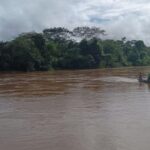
[1,0,150,44]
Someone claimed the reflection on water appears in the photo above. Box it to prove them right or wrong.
[0,67,150,150]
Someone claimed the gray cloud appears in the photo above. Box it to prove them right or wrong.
[0,0,150,45]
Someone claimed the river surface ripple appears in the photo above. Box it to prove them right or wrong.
[0,67,150,150]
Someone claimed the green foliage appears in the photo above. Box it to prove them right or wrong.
[1,27,150,71]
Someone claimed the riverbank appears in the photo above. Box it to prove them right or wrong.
[1,28,150,72]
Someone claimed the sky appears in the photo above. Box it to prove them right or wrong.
[1,0,150,45]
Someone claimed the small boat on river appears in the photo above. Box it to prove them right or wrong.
[138,73,150,83]
[139,78,150,83]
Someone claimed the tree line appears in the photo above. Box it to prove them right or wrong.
[0,27,150,71]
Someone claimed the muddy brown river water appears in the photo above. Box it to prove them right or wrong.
[0,67,150,150]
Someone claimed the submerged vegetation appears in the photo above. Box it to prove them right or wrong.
[0,27,150,71]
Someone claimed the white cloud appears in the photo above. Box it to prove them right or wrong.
[0,0,150,45]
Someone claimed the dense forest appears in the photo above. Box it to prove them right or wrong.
[0,27,150,71]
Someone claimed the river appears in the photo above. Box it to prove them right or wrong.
[0,67,150,150]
